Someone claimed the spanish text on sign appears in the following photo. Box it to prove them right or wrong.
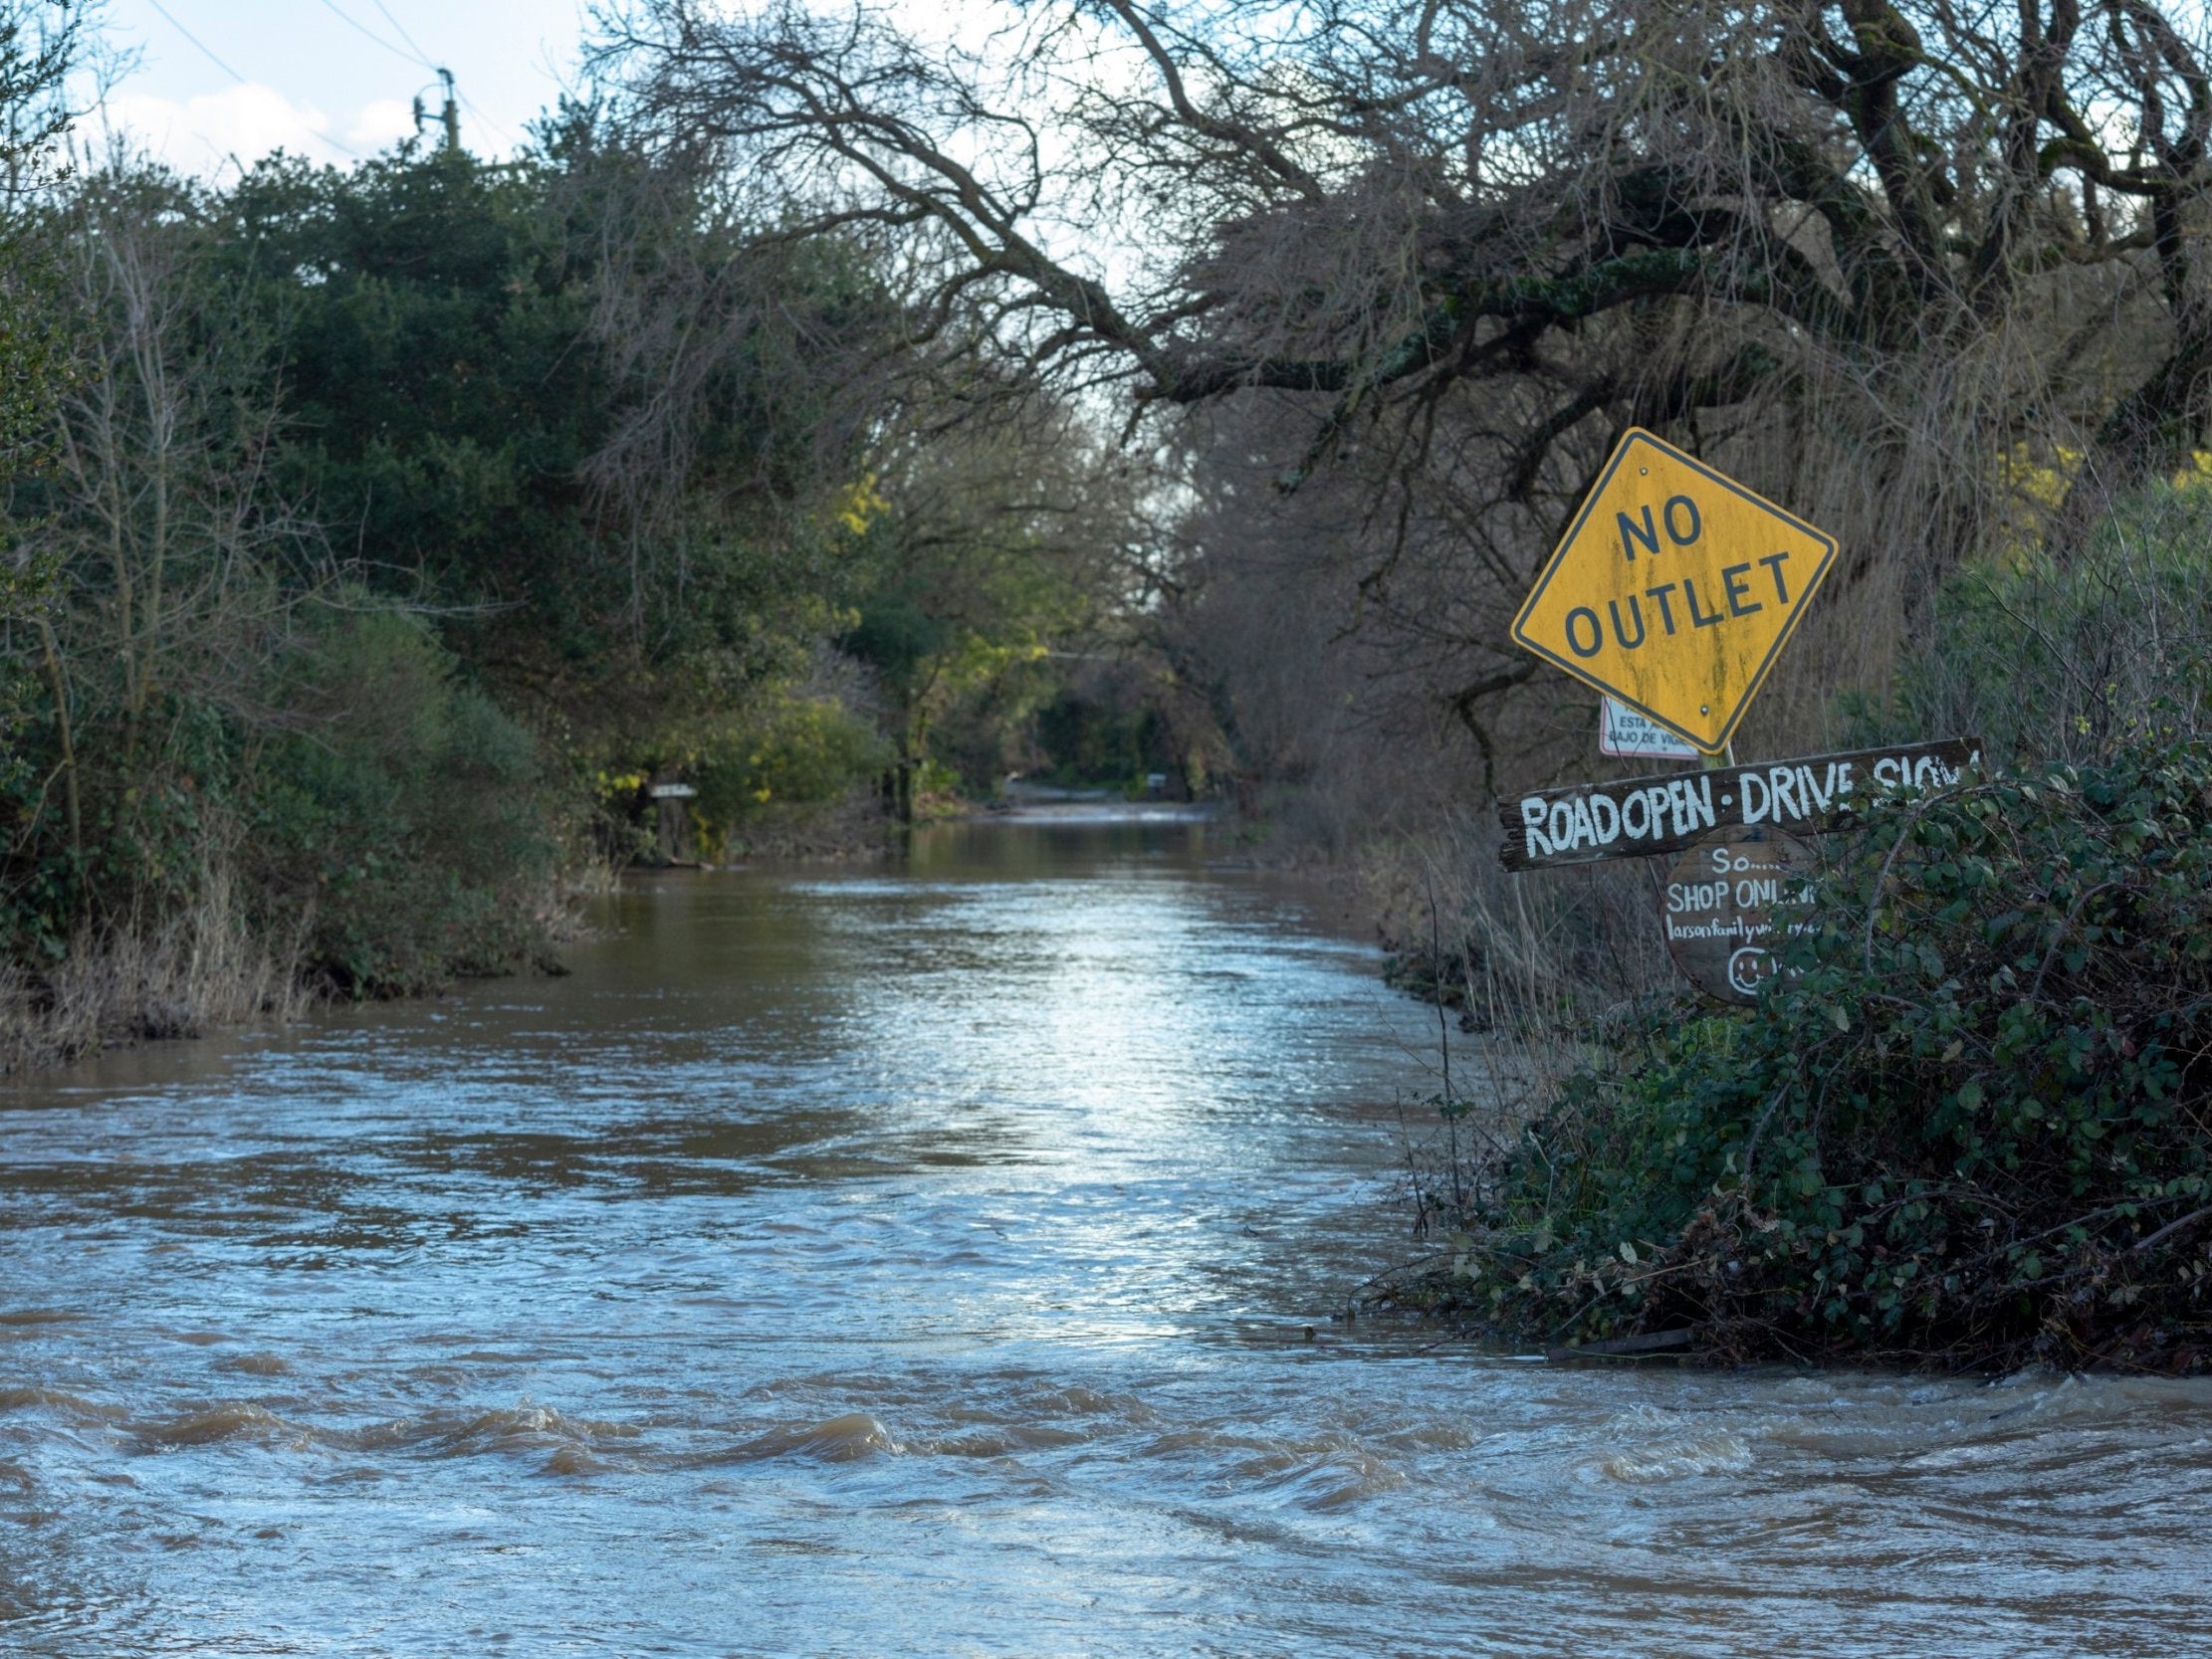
[1601,696,1699,760]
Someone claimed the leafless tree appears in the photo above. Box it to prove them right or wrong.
[598,0,2212,782]
[5,166,329,870]
[562,126,908,647]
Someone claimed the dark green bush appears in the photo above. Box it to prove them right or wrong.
[1435,731,2212,1371]
[250,604,561,996]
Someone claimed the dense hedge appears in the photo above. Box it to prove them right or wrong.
[252,606,563,997]
[1420,732,2212,1371]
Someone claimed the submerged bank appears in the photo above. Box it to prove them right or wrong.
[0,867,576,1079]
[0,787,1228,1078]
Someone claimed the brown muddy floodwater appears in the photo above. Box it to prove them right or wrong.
[2,809,2209,1656]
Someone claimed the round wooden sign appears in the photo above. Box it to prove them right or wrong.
[1660,825,1816,1004]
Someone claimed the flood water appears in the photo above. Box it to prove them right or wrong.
[3,812,2209,1656]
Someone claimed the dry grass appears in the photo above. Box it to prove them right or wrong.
[0,866,310,1074]
[1362,813,1673,1236]
[1365,813,1670,1028]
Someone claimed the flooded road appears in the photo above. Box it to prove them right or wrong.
[2,813,2209,1656]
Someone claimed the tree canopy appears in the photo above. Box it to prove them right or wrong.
[601,0,2212,766]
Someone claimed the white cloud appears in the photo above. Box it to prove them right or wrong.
[96,83,385,174]
[344,98,418,153]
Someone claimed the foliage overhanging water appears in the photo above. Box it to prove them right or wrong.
[1,814,2207,1656]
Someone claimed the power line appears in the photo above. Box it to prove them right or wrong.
[317,0,523,151]
[366,0,434,69]
[138,0,366,160]
[146,0,520,163]
[315,0,427,72]
[453,90,522,152]
[141,0,246,85]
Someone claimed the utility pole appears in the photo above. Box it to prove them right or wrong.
[438,69,459,152]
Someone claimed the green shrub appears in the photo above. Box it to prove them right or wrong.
[1436,731,2212,1370]
[250,604,560,996]
[1845,480,2212,762]
[690,695,890,850]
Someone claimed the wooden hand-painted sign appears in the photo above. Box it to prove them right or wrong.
[1497,737,1981,872]
[1662,827,1815,1003]
[1511,429,1839,754]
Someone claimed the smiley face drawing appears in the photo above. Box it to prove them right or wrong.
[1726,945,1774,998]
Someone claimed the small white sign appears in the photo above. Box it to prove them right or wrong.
[1600,697,1699,760]
[647,783,698,799]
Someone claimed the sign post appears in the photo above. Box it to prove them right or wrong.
[1493,430,1982,1004]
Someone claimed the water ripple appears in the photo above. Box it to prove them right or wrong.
[0,821,2206,1657]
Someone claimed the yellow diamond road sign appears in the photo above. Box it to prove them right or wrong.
[1511,428,1838,754]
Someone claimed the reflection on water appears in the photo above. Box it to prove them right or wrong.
[1,817,2208,1656]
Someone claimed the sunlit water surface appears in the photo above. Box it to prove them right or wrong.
[2,814,2208,1656]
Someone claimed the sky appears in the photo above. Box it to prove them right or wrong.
[88,0,593,174]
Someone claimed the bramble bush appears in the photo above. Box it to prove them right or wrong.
[1418,728,2212,1371]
